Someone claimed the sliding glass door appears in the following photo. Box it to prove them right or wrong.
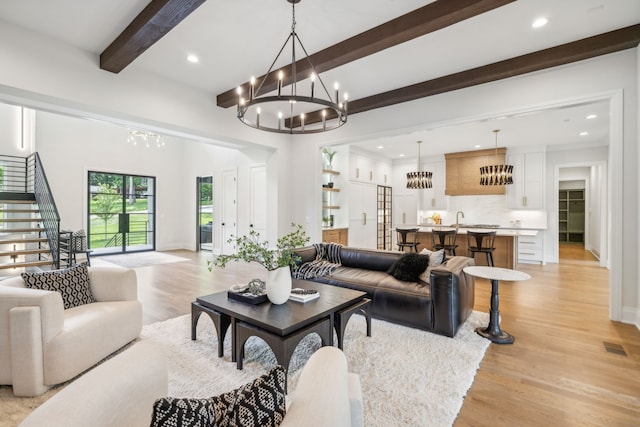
[88,171,156,255]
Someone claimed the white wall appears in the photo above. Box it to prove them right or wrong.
[0,104,35,156]
[181,140,278,251]
[35,111,188,250]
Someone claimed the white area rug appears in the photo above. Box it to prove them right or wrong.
[141,311,491,427]
[91,251,190,269]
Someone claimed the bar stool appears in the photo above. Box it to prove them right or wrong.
[431,228,458,256]
[396,228,420,252]
[466,230,496,267]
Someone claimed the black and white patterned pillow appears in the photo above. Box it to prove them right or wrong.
[215,366,286,427]
[150,367,286,427]
[150,397,215,427]
[21,264,95,309]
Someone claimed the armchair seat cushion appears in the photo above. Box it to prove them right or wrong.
[44,300,142,385]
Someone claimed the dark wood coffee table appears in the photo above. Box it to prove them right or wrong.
[191,280,368,371]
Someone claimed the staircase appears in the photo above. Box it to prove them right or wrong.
[0,153,64,276]
[0,195,53,272]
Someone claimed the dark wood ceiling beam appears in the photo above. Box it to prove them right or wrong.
[290,24,640,128]
[217,0,516,108]
[100,0,206,73]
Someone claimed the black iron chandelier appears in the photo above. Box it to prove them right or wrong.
[236,0,348,134]
[480,129,514,186]
[406,141,433,189]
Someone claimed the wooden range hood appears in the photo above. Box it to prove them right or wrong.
[445,148,507,196]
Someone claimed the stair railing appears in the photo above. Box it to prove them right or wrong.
[0,154,29,193]
[28,153,62,268]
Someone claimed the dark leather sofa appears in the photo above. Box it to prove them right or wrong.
[294,245,475,337]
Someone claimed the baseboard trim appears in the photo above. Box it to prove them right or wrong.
[621,306,640,330]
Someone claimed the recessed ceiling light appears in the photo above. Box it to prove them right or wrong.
[378,145,384,149]
[532,17,548,28]
[474,145,481,148]
[579,131,589,136]
[187,54,199,63]
[586,114,597,119]
[399,154,405,157]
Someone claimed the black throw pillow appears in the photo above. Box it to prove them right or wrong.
[387,253,430,282]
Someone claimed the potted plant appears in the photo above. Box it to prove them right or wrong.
[322,148,337,169]
[209,224,310,304]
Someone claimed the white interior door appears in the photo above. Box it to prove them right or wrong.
[221,169,237,254]
[249,165,267,239]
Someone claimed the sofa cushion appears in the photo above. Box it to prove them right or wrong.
[327,267,388,292]
[340,247,400,272]
[21,264,95,309]
[386,253,430,282]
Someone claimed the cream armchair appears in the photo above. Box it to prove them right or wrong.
[0,267,142,396]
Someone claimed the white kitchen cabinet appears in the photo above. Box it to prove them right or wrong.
[393,193,417,226]
[421,161,446,210]
[391,163,419,226]
[507,152,544,209]
[349,154,375,183]
[376,160,392,186]
[517,232,544,264]
[348,182,377,248]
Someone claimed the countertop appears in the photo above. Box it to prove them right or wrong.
[398,225,539,237]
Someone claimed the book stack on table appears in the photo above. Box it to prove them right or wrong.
[289,288,319,303]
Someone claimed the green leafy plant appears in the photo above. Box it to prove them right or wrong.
[209,223,310,271]
[322,148,337,166]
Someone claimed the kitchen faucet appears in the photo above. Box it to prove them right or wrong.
[456,211,465,228]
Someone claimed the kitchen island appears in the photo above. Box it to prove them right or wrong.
[411,226,539,269]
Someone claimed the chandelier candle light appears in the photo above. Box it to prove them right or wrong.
[236,0,348,134]
[406,140,433,189]
[127,130,165,148]
[480,129,513,186]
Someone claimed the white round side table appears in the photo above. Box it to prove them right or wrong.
[463,266,531,344]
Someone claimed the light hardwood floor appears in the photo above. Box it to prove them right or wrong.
[129,246,640,426]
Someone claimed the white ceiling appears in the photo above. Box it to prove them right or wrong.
[1,0,638,158]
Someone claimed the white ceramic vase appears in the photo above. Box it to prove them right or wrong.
[266,266,292,305]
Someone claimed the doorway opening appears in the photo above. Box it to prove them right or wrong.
[556,164,605,268]
[88,171,156,255]
[197,176,213,251]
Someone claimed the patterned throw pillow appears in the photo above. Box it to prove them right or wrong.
[214,366,287,427]
[21,264,95,309]
[150,366,286,427]
[150,397,215,427]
